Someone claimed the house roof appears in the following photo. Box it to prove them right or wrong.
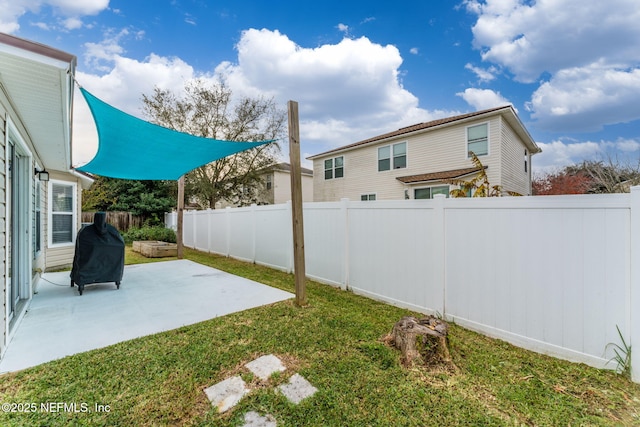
[69,169,96,189]
[396,166,487,184]
[0,32,76,172]
[307,105,541,160]
[257,162,313,176]
[272,162,313,176]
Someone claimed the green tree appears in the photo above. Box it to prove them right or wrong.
[141,79,285,208]
[82,176,176,225]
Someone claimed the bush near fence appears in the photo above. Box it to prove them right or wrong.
[82,211,144,232]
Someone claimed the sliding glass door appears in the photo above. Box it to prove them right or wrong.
[7,139,30,320]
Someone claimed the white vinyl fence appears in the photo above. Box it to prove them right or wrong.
[166,187,640,382]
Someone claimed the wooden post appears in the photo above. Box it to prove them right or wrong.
[177,174,185,259]
[288,100,307,306]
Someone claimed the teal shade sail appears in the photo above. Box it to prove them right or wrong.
[76,88,272,180]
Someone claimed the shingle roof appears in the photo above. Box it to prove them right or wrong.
[308,105,514,159]
[272,162,313,176]
[396,166,487,184]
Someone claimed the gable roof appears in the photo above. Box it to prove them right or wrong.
[257,162,314,176]
[0,32,76,171]
[308,105,540,159]
[396,166,487,184]
[272,162,313,176]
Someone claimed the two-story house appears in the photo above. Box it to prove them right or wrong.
[308,106,541,201]
[256,162,313,205]
[208,162,313,209]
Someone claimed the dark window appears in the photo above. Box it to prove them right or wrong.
[325,156,344,179]
[378,142,406,171]
[414,186,449,199]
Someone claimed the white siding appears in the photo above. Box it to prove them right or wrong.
[32,180,45,277]
[500,117,530,195]
[273,170,313,204]
[312,116,508,201]
[44,171,83,271]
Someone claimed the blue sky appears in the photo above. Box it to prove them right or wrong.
[3,0,640,173]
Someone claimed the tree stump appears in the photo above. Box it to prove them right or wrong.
[386,316,452,367]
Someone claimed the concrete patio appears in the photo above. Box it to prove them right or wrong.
[0,260,293,373]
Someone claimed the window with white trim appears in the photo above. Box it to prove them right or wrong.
[49,180,76,246]
[360,193,376,201]
[467,123,488,157]
[378,142,407,171]
[324,156,344,179]
[414,185,449,199]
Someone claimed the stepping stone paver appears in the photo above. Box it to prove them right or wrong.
[242,411,277,427]
[204,354,318,422]
[204,376,249,413]
[245,354,286,380]
[277,373,318,404]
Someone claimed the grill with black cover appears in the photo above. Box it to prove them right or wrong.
[70,212,125,295]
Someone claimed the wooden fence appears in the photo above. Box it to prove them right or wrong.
[82,211,144,232]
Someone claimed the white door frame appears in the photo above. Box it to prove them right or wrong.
[5,117,33,329]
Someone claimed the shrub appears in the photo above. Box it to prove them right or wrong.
[122,226,176,244]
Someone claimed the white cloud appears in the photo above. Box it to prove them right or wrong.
[466,0,640,83]
[0,0,34,32]
[532,137,640,174]
[336,23,349,33]
[534,139,602,173]
[615,138,640,152]
[216,29,457,151]
[73,46,199,166]
[62,16,82,30]
[73,28,459,165]
[184,13,196,26]
[83,29,128,71]
[31,21,50,30]
[409,47,419,55]
[527,62,640,131]
[50,0,109,15]
[466,0,640,132]
[464,63,497,82]
[0,0,109,32]
[456,88,512,111]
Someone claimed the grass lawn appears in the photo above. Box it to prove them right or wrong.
[0,247,639,426]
